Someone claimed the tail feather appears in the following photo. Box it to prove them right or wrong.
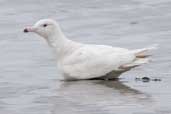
[119,58,149,70]
[120,44,158,70]
[132,44,158,58]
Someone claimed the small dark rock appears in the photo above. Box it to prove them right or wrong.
[152,78,162,81]
[130,21,138,25]
[142,77,151,82]
[135,77,162,83]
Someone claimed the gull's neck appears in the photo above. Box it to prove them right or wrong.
[46,29,68,48]
[46,28,82,59]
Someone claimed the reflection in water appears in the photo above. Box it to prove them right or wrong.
[50,80,154,114]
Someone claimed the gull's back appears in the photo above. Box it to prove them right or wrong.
[60,44,135,80]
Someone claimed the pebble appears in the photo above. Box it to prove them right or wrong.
[135,77,162,82]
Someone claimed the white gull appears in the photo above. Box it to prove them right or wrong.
[24,19,157,80]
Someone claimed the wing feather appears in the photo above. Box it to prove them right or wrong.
[61,45,135,79]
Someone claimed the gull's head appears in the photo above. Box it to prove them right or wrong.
[24,19,60,38]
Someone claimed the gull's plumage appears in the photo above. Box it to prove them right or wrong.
[24,19,157,80]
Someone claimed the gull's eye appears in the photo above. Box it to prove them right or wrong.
[43,24,47,27]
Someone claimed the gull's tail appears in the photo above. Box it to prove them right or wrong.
[120,44,158,69]
[131,44,158,58]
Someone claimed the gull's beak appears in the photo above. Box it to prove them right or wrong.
[23,26,36,33]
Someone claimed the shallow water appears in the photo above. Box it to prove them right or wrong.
[0,0,171,114]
